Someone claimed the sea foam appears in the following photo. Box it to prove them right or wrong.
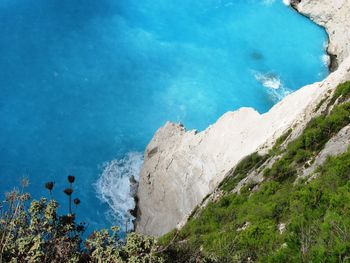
[253,71,292,102]
[95,152,143,229]
[282,0,291,6]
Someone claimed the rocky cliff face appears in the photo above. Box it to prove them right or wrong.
[294,0,350,70]
[136,0,350,237]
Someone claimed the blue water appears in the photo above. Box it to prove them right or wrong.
[0,0,327,230]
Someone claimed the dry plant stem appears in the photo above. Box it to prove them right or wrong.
[69,182,72,215]
[0,197,21,262]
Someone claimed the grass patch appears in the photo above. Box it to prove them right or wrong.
[264,101,350,182]
[161,82,350,261]
[159,228,178,246]
[314,96,328,113]
[330,80,350,104]
[219,153,268,192]
[269,128,293,156]
[162,148,350,262]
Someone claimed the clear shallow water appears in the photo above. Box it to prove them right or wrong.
[0,0,327,230]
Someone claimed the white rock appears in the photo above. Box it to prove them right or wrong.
[301,125,350,179]
[295,0,350,67]
[279,223,286,234]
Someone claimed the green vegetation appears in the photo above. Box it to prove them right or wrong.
[0,177,164,263]
[264,101,350,182]
[330,80,350,104]
[160,82,350,262]
[269,128,293,156]
[219,153,268,192]
[314,96,328,113]
[161,147,350,263]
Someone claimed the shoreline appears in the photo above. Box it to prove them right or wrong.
[135,0,350,236]
[290,0,339,72]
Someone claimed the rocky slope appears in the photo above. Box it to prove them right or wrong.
[159,85,350,261]
[293,0,350,70]
[136,0,350,237]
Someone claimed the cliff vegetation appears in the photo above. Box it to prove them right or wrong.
[0,176,164,263]
[159,82,350,262]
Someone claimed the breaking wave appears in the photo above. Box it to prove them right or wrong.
[95,152,143,230]
[253,71,292,102]
[322,54,330,67]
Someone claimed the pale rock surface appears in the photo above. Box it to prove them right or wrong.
[136,0,350,236]
[302,124,350,179]
[295,0,350,67]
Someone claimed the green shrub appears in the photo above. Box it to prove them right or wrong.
[163,147,350,262]
[0,177,164,263]
[220,152,268,192]
[269,128,293,156]
[161,82,350,262]
[330,80,350,104]
[265,101,350,182]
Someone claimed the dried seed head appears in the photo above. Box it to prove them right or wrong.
[60,214,75,225]
[5,190,19,202]
[73,198,80,206]
[63,188,73,196]
[67,175,75,184]
[20,177,29,188]
[45,182,54,191]
[20,193,31,202]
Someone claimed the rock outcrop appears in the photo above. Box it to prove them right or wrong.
[136,0,350,237]
[301,125,350,179]
[294,0,350,69]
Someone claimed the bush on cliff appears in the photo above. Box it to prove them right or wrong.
[219,152,268,192]
[161,146,350,263]
[0,176,164,263]
[160,83,350,262]
[331,80,350,104]
[264,100,350,182]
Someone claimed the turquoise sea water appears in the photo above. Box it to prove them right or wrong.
[0,0,327,230]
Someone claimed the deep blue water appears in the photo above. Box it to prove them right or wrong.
[0,0,327,231]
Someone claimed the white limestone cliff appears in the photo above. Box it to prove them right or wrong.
[136,0,350,237]
[294,0,350,69]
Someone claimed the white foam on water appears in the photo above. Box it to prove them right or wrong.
[323,40,329,50]
[95,152,143,229]
[322,54,331,67]
[254,71,282,90]
[262,0,292,7]
[321,41,331,67]
[262,0,290,6]
[282,0,291,6]
[253,71,292,102]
